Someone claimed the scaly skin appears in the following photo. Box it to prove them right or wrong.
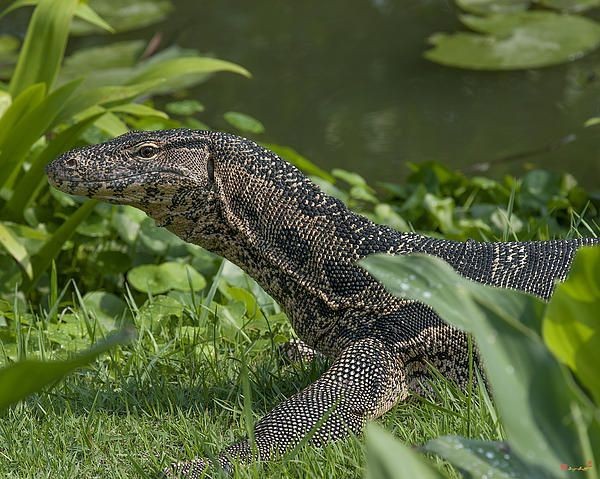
[46,129,598,477]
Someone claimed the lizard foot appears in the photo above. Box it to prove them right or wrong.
[163,458,209,478]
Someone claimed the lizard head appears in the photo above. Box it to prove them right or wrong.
[45,128,224,238]
[46,128,214,207]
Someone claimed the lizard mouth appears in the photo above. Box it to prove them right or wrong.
[47,169,185,188]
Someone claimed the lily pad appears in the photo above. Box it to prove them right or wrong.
[127,262,206,294]
[456,0,530,15]
[425,12,600,70]
[537,0,600,12]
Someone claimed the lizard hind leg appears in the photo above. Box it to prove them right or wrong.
[405,323,478,399]
[164,337,409,477]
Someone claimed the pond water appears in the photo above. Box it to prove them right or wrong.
[159,0,600,188]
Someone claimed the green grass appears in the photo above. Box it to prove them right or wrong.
[0,281,500,479]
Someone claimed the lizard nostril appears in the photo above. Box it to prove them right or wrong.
[65,157,77,168]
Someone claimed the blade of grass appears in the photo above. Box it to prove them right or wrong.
[0,326,136,410]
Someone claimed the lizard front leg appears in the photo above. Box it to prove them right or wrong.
[164,337,407,477]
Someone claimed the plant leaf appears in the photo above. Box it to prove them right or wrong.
[223,111,265,134]
[0,222,32,278]
[127,57,251,86]
[0,78,82,190]
[543,247,600,405]
[2,111,105,220]
[424,436,551,479]
[0,83,45,146]
[127,262,206,295]
[365,423,443,479]
[109,102,168,119]
[9,0,79,96]
[74,2,115,33]
[57,79,164,123]
[262,143,335,182]
[361,253,597,475]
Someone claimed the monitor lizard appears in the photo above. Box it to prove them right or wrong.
[45,129,599,477]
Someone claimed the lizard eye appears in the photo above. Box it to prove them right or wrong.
[136,144,158,159]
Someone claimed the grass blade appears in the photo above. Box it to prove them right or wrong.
[0,326,136,410]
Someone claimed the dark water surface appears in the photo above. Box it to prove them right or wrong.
[161,0,600,187]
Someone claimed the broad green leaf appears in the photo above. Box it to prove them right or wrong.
[424,437,549,478]
[25,200,97,291]
[82,291,128,327]
[0,223,32,278]
[93,111,129,137]
[109,103,168,119]
[425,12,600,70]
[262,143,335,182]
[543,247,600,405]
[456,0,530,15]
[361,253,596,475]
[138,218,183,254]
[75,213,110,237]
[0,326,135,410]
[94,251,132,275]
[137,295,184,329]
[585,117,600,127]
[332,169,368,187]
[0,78,82,191]
[223,111,265,134]
[127,57,251,86]
[128,262,206,295]
[365,423,443,479]
[9,0,79,96]
[59,40,145,87]
[111,206,146,244]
